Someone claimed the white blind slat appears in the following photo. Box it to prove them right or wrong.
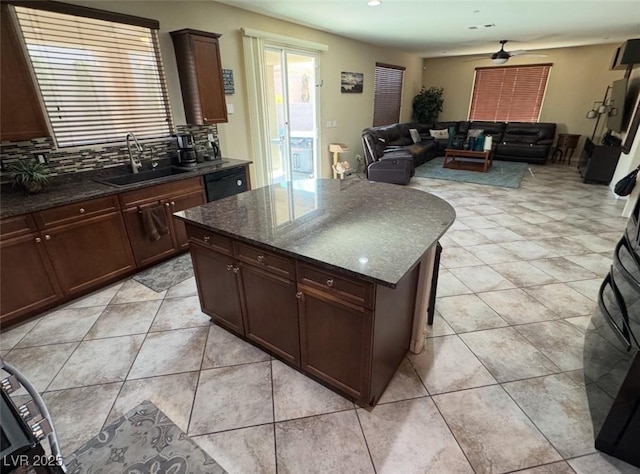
[15,5,173,148]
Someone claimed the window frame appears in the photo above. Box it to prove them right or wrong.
[10,1,174,148]
[468,63,552,123]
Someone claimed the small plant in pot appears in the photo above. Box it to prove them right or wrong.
[8,159,50,194]
[412,86,444,124]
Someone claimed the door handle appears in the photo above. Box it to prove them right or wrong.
[226,264,233,271]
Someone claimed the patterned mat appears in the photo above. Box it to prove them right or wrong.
[65,400,226,473]
[414,157,529,188]
[132,254,194,292]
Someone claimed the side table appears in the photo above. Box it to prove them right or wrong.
[552,133,581,165]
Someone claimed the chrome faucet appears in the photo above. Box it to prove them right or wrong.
[126,132,144,174]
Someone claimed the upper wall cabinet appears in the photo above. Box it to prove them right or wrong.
[0,5,49,142]
[170,29,228,125]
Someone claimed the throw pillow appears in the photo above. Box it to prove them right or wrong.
[409,128,421,144]
[430,129,449,140]
[467,129,484,139]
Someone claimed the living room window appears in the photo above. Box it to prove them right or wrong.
[12,4,173,147]
[468,64,551,122]
[373,63,405,126]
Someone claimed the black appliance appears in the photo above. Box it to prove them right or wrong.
[584,198,640,468]
[175,133,197,167]
[204,167,248,202]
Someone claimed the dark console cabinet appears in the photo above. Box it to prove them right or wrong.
[579,138,621,184]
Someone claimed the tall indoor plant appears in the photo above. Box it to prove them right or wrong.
[412,86,444,124]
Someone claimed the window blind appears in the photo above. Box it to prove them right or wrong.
[468,64,551,122]
[14,6,173,147]
[373,63,405,127]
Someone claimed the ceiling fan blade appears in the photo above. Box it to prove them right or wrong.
[508,50,530,56]
[513,53,548,58]
[462,57,490,62]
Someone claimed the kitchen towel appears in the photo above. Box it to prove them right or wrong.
[141,205,169,241]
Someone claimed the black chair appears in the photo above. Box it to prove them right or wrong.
[361,134,414,185]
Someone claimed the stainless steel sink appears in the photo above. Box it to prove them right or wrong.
[95,167,195,187]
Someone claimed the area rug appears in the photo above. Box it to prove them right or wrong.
[414,157,529,188]
[65,400,226,473]
[133,253,194,292]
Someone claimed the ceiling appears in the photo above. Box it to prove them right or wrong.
[215,0,640,58]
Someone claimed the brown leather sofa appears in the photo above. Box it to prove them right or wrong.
[361,121,557,177]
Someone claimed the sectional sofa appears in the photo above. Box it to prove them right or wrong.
[361,121,557,178]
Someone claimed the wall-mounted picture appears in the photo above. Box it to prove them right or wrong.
[341,72,364,93]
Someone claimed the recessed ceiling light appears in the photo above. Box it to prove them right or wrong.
[473,9,480,13]
[368,0,382,6]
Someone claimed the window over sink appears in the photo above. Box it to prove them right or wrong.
[12,3,173,147]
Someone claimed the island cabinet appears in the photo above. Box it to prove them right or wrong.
[119,177,206,267]
[186,223,420,405]
[170,29,228,125]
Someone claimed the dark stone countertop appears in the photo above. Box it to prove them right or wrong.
[0,158,252,219]
[175,178,456,288]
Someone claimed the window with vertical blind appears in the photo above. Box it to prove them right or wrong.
[373,63,405,126]
[13,3,173,147]
[468,64,551,122]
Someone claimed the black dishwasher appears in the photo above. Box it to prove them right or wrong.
[204,167,248,202]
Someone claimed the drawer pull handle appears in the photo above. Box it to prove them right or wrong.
[326,279,334,287]
[171,201,175,206]
[232,266,239,274]
[203,236,210,243]
[226,264,233,271]
[35,237,41,243]
[165,202,170,207]
[79,208,85,214]
[45,235,51,241]
[296,291,302,299]
[257,255,264,262]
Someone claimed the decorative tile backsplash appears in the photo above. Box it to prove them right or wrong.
[0,125,218,177]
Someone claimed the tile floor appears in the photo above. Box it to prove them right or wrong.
[2,163,640,473]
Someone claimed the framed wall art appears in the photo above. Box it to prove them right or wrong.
[341,72,363,93]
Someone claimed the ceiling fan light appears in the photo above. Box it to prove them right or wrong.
[367,0,382,6]
[491,57,508,65]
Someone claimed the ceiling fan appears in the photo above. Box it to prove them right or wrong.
[466,40,548,64]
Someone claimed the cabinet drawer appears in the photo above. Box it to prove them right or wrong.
[35,195,119,229]
[235,241,295,280]
[297,263,374,310]
[119,177,203,209]
[186,224,232,255]
[1,214,37,240]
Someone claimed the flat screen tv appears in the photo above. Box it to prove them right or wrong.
[607,78,628,133]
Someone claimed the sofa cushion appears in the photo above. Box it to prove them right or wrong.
[495,143,549,159]
[409,128,421,144]
[430,129,449,139]
[467,128,484,138]
[469,121,505,139]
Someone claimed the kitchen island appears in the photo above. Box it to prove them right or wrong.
[176,178,455,405]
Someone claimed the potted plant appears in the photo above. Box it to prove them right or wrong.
[412,86,444,124]
[8,159,50,194]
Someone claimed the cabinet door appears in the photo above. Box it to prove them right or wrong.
[0,5,48,142]
[240,263,300,366]
[169,189,206,251]
[190,244,244,334]
[122,202,176,267]
[298,285,372,401]
[0,233,62,324]
[42,212,135,295]
[191,35,228,124]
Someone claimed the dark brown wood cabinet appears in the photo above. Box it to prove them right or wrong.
[0,215,62,327]
[119,177,206,266]
[0,4,49,142]
[170,29,228,125]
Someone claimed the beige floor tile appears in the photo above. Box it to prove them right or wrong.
[440,246,484,268]
[66,282,124,308]
[110,279,166,304]
[504,374,603,458]
[106,371,199,432]
[447,229,493,247]
[460,328,560,382]
[150,295,210,331]
[567,278,601,301]
[499,241,558,260]
[450,265,516,292]
[437,294,509,333]
[566,234,617,253]
[357,398,473,473]
[479,288,559,325]
[529,257,597,282]
[17,307,105,348]
[475,226,526,243]
[193,425,276,474]
[49,334,144,390]
[564,315,593,331]
[425,312,456,338]
[466,243,520,264]
[189,362,273,435]
[433,385,561,473]
[165,276,198,299]
[0,318,42,351]
[513,461,576,473]
[535,237,593,257]
[491,261,558,287]
[525,283,597,317]
[566,253,612,277]
[272,359,353,421]
[515,320,586,371]
[202,324,270,369]
[275,410,374,474]
[377,357,428,404]
[409,335,496,394]
[568,452,640,474]
[85,300,161,339]
[436,270,473,297]
[486,213,529,227]
[457,215,501,229]
[128,327,208,379]
[510,224,559,240]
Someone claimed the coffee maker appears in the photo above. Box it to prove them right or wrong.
[175,133,197,167]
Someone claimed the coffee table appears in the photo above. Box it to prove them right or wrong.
[443,148,493,172]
